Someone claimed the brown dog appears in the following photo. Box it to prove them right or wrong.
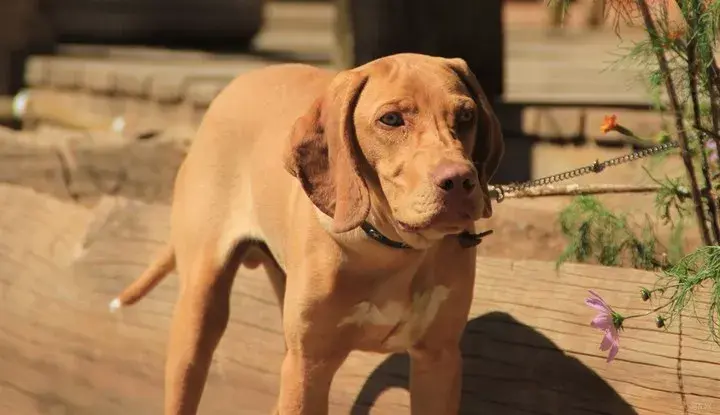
[111,53,504,415]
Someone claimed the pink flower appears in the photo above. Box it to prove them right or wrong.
[585,290,623,363]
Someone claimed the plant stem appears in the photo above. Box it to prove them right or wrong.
[637,0,712,246]
[493,183,671,199]
[649,283,680,295]
[707,68,720,172]
[685,0,720,244]
[694,0,720,174]
[704,37,720,171]
[624,299,675,320]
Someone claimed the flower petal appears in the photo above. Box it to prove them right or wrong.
[606,339,620,362]
[591,313,613,331]
[588,290,606,304]
[599,331,614,351]
[585,298,609,312]
[585,290,611,313]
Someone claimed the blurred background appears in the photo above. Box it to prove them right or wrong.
[0,0,668,185]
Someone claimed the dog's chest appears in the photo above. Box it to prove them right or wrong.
[338,285,451,351]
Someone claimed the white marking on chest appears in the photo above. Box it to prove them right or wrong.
[339,285,451,348]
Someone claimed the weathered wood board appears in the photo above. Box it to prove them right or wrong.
[1,183,718,414]
[0,126,188,206]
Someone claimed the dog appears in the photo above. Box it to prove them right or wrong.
[111,53,504,415]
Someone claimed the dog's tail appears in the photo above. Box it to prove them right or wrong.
[109,244,176,312]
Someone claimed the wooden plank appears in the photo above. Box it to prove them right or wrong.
[12,87,678,149]
[20,3,654,106]
[12,86,676,148]
[0,127,189,207]
[0,183,718,414]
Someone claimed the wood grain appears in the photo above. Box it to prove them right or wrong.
[0,183,718,414]
[0,129,188,206]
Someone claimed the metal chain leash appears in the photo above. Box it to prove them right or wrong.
[492,140,681,201]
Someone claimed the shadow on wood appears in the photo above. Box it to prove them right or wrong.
[352,312,637,415]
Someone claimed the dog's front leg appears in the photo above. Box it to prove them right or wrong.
[408,345,463,415]
[273,292,349,415]
[274,349,348,415]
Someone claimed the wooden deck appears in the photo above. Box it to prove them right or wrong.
[1,182,718,414]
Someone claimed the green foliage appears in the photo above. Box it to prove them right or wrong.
[668,218,687,264]
[657,245,720,343]
[557,196,667,270]
[645,168,692,224]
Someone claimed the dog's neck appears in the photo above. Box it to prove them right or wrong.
[311,194,491,256]
[311,204,430,251]
[359,221,412,250]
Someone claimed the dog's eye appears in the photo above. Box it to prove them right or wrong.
[379,112,404,127]
[457,108,475,123]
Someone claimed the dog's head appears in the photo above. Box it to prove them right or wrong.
[284,53,504,244]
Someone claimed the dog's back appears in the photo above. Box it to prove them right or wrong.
[185,63,335,174]
[171,64,337,270]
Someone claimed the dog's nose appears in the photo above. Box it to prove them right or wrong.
[430,161,478,195]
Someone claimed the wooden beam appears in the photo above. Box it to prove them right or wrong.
[0,183,718,413]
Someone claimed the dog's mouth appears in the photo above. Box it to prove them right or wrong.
[396,211,474,234]
[396,219,432,233]
[391,193,483,235]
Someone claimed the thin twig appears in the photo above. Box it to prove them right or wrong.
[706,74,720,170]
[695,124,720,141]
[637,0,712,245]
[491,183,674,199]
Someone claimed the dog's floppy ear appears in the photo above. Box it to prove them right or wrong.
[445,58,504,181]
[284,71,371,233]
[445,58,505,217]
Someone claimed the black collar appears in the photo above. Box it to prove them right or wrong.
[360,222,412,249]
[360,221,493,250]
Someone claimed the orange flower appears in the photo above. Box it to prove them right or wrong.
[600,114,618,134]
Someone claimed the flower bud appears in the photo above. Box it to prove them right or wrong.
[655,316,666,328]
[641,288,651,301]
